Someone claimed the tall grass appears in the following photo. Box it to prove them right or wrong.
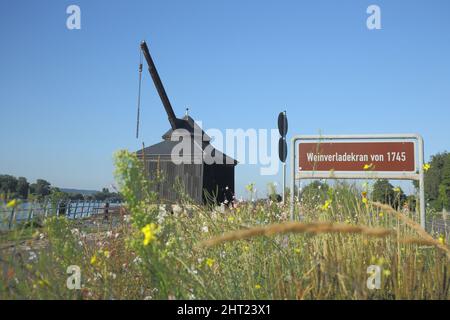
[0,150,448,299]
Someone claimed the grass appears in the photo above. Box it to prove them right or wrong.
[0,151,448,300]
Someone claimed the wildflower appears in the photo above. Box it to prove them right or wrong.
[423,163,431,172]
[246,183,255,193]
[363,163,373,170]
[90,255,97,265]
[6,199,17,208]
[104,250,110,258]
[438,235,445,245]
[379,212,384,218]
[205,258,215,268]
[141,223,159,246]
[201,225,209,233]
[361,191,368,204]
[321,199,332,211]
[228,216,235,223]
[243,245,249,252]
[393,187,401,193]
[38,279,50,287]
[294,248,301,254]
[383,269,391,277]
[28,251,37,262]
[133,256,143,265]
[255,284,261,289]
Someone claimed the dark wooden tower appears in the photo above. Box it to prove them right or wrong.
[136,41,237,204]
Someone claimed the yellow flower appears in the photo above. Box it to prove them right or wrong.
[438,235,445,245]
[255,284,261,289]
[104,250,110,258]
[363,163,373,170]
[141,223,159,246]
[321,199,332,211]
[243,245,249,252]
[383,269,391,277]
[90,255,97,265]
[205,258,215,268]
[362,197,368,204]
[423,163,431,172]
[294,248,301,254]
[228,216,235,223]
[379,212,384,218]
[38,279,50,287]
[6,199,17,208]
[393,187,401,193]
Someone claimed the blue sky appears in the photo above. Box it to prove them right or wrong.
[0,0,449,197]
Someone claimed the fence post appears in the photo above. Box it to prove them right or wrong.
[73,201,79,219]
[66,200,71,217]
[8,207,15,230]
[86,200,91,217]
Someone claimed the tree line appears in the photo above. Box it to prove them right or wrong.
[0,175,122,203]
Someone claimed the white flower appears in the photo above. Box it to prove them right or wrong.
[28,251,37,261]
[71,228,79,235]
[201,225,209,233]
[39,233,45,240]
[133,256,143,265]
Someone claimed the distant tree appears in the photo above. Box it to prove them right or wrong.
[300,181,329,207]
[438,156,450,211]
[415,152,450,211]
[16,177,30,199]
[405,194,417,212]
[0,174,18,199]
[30,179,51,198]
[372,179,395,206]
[49,187,69,203]
[372,179,407,209]
[69,193,85,201]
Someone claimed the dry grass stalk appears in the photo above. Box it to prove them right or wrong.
[371,201,450,259]
[201,221,394,248]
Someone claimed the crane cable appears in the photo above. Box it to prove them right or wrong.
[136,49,143,139]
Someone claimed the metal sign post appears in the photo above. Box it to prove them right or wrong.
[278,111,288,203]
[289,134,425,229]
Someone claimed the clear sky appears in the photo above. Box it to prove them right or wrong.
[1,0,449,197]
